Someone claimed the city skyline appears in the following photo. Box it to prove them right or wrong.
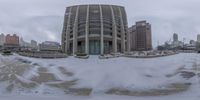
[0,0,200,47]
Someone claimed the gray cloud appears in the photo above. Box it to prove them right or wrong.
[0,0,200,46]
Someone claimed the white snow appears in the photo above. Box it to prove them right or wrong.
[0,53,200,100]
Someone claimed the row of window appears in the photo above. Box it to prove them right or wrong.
[74,31,113,37]
[65,28,126,35]
[75,32,125,37]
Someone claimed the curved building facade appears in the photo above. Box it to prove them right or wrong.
[62,4,130,55]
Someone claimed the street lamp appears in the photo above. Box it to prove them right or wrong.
[183,38,186,51]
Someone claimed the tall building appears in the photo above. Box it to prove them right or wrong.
[173,33,178,42]
[129,21,152,51]
[197,34,200,43]
[0,33,5,46]
[31,40,38,48]
[172,33,183,48]
[61,5,129,55]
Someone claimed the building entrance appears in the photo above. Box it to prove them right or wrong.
[89,40,100,54]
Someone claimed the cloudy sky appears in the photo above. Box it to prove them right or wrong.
[0,0,200,47]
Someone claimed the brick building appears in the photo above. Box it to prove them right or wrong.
[4,34,20,51]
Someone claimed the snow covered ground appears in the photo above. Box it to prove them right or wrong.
[0,53,200,100]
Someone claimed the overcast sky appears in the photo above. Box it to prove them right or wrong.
[0,0,200,47]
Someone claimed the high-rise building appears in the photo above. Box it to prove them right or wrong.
[172,33,183,48]
[0,33,5,46]
[61,5,129,55]
[197,34,200,43]
[173,33,178,42]
[129,21,152,51]
[31,40,38,48]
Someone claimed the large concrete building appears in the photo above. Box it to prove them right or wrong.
[129,21,152,51]
[61,4,130,55]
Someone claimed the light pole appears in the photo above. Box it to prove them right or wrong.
[183,38,186,51]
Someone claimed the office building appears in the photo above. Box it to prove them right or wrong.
[173,33,178,42]
[61,4,130,55]
[129,21,152,51]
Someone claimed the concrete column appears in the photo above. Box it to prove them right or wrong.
[61,10,67,53]
[61,31,65,52]
[110,5,117,54]
[127,25,131,53]
[73,6,79,55]
[99,5,104,55]
[118,7,125,53]
[65,7,72,54]
[85,5,89,55]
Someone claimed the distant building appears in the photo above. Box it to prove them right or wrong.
[196,42,200,51]
[189,40,196,46]
[31,40,37,49]
[4,34,20,51]
[5,34,19,45]
[19,38,32,51]
[129,21,152,51]
[171,33,183,48]
[197,34,200,43]
[173,33,178,42]
[0,33,5,46]
[184,44,196,50]
[5,34,19,46]
[19,37,26,47]
[39,41,61,51]
[19,38,38,51]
